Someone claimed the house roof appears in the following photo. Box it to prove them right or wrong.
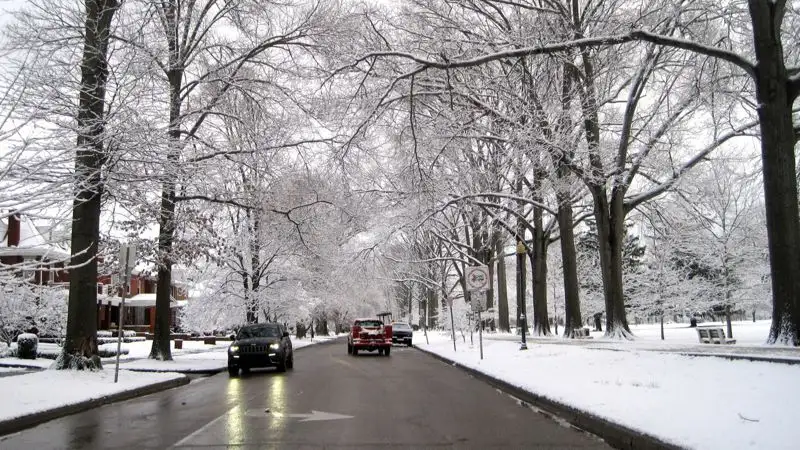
[97,293,182,308]
[0,215,71,261]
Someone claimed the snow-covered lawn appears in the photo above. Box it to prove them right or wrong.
[416,321,799,449]
[0,370,184,424]
[499,319,774,346]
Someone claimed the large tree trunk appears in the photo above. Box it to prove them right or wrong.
[57,0,119,370]
[427,287,437,328]
[247,211,261,324]
[592,190,633,339]
[495,235,510,332]
[556,187,583,338]
[748,1,800,346]
[150,63,183,361]
[515,242,526,334]
[531,206,550,336]
[574,40,633,340]
[556,63,583,338]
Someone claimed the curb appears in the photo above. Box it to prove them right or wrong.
[0,375,189,437]
[123,367,226,375]
[414,344,682,450]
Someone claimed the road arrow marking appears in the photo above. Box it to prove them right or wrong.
[246,409,353,422]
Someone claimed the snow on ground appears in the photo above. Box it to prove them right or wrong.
[0,357,54,370]
[416,321,799,450]
[508,319,772,345]
[0,370,184,424]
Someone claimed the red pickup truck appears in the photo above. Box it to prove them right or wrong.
[347,318,392,356]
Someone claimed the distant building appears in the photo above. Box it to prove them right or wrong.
[2,212,187,333]
[96,268,188,333]
[0,212,70,285]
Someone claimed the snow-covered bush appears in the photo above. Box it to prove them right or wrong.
[97,347,129,358]
[0,283,67,345]
[17,333,38,359]
[0,342,8,358]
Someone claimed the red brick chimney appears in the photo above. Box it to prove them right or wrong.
[7,213,20,247]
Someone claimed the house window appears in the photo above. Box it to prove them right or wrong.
[97,284,103,294]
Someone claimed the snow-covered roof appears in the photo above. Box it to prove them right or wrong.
[97,293,181,308]
[0,215,71,261]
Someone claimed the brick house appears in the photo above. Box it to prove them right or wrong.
[2,213,187,333]
[96,268,188,333]
[0,213,70,285]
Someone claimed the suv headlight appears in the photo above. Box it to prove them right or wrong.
[229,345,239,353]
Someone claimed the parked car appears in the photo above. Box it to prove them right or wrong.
[227,323,293,376]
[391,322,413,346]
[347,318,392,356]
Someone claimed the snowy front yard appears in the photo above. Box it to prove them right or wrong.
[417,320,799,449]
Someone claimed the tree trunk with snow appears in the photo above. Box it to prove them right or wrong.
[530,202,550,336]
[746,1,800,346]
[57,0,119,370]
[494,235,510,332]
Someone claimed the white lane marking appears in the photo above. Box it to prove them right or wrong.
[169,406,237,448]
[245,409,353,422]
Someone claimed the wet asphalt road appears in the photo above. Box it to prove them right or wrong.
[1,339,611,449]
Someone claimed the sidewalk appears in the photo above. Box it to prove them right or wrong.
[482,333,800,364]
[0,335,341,437]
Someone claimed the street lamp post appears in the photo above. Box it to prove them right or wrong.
[517,241,528,350]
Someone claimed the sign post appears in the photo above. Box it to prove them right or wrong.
[114,244,136,383]
[466,265,490,360]
[447,296,456,352]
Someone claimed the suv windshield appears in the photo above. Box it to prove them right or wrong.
[393,323,411,330]
[356,320,382,327]
[237,325,280,339]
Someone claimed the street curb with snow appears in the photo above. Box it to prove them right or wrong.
[413,344,682,450]
[0,376,189,437]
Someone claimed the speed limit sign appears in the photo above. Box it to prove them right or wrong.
[466,265,490,292]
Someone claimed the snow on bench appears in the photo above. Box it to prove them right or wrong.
[696,327,736,345]
[573,328,593,339]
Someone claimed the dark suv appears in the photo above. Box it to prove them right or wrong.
[391,322,413,346]
[228,323,293,376]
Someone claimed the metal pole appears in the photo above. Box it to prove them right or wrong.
[517,241,528,350]
[423,298,429,345]
[469,311,473,346]
[114,249,129,383]
[448,299,456,352]
[478,308,483,360]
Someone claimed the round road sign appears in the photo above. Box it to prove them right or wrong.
[466,266,490,291]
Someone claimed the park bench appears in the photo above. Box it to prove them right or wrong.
[573,328,593,339]
[696,327,736,345]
